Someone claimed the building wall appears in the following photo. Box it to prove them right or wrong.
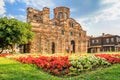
[88,34,120,53]
[27,6,87,53]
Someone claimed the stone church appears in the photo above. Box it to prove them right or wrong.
[24,6,87,53]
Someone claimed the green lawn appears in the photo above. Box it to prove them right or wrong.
[0,57,61,80]
[0,57,120,80]
[66,65,120,80]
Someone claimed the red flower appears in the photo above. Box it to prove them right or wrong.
[0,53,12,57]
[95,54,120,64]
[14,56,70,76]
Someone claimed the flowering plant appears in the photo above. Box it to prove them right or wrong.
[95,54,120,64]
[0,53,12,57]
[15,56,70,76]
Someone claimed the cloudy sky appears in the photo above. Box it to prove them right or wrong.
[0,0,120,36]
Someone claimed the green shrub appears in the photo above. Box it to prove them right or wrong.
[69,55,111,76]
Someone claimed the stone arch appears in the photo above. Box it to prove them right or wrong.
[69,21,74,28]
[66,19,75,28]
[71,40,75,53]
[64,12,68,19]
[58,12,63,19]
[51,42,55,54]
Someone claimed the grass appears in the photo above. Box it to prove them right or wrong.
[0,57,120,80]
[66,64,120,80]
[0,57,61,80]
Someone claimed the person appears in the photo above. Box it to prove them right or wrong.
[66,46,70,53]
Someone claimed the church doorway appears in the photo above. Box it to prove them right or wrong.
[52,42,55,54]
[71,40,75,53]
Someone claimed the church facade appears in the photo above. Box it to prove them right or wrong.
[26,6,87,53]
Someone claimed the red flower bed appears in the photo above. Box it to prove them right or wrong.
[15,56,70,76]
[0,53,12,57]
[95,54,120,64]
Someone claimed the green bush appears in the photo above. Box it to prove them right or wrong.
[69,55,111,76]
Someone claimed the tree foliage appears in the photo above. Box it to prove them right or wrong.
[0,17,34,53]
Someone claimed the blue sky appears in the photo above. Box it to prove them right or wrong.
[0,0,120,36]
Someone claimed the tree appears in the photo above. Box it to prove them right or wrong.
[0,17,34,53]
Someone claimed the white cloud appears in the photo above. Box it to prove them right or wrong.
[19,8,25,12]
[77,0,120,25]
[95,0,120,22]
[7,14,15,18]
[18,0,55,9]
[70,8,77,12]
[101,0,117,4]
[5,0,55,8]
[7,14,26,22]
[5,0,15,4]
[0,0,6,16]
[16,15,26,22]
[1,0,54,22]
[76,0,120,36]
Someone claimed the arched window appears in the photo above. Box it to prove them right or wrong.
[61,30,64,35]
[54,22,57,26]
[64,12,68,19]
[70,32,73,36]
[58,12,63,19]
[69,22,74,28]
[33,14,42,23]
[79,33,81,37]
[71,23,74,27]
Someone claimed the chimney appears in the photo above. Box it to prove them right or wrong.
[102,33,105,36]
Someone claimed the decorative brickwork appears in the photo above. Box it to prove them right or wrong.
[27,6,87,53]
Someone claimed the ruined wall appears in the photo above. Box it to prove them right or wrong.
[27,6,87,53]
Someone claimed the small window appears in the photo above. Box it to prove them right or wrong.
[58,12,63,19]
[79,33,81,37]
[64,12,68,19]
[70,32,73,36]
[116,37,119,42]
[61,30,64,35]
[69,22,74,28]
[54,22,57,26]
[71,23,74,27]
[33,15,37,18]
[96,39,99,43]
[111,38,114,42]
[92,40,94,44]
[106,38,109,43]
